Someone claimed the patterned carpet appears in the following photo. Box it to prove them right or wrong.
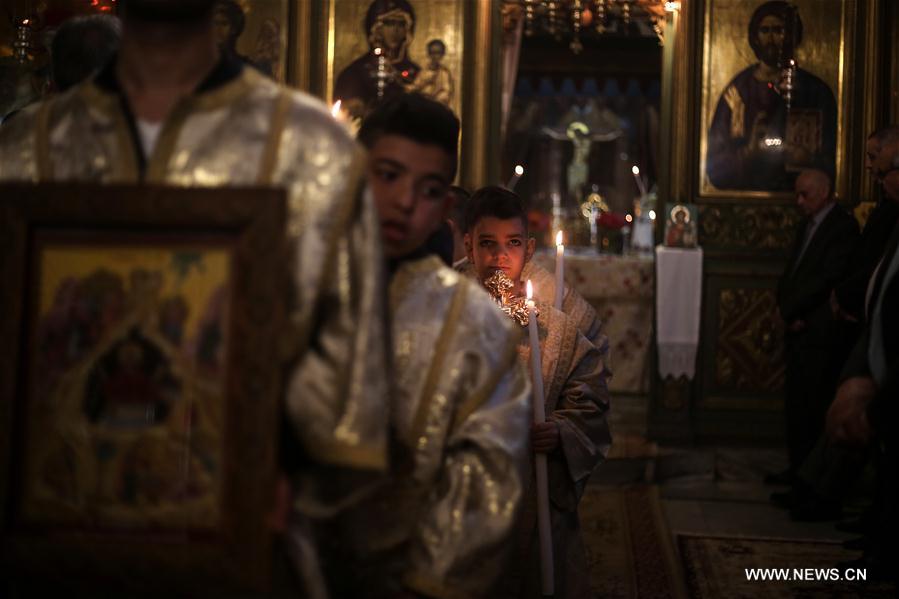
[580,485,687,598]
[678,535,897,598]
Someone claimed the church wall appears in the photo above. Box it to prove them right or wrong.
[650,0,892,442]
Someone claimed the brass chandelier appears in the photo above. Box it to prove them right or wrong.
[505,0,675,51]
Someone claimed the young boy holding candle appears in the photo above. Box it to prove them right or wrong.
[456,226,610,372]
[463,186,612,599]
[316,95,532,599]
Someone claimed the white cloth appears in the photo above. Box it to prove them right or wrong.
[136,118,162,157]
[632,217,654,251]
[655,245,703,379]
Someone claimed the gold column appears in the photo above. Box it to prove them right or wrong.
[854,0,880,202]
[658,1,695,208]
[287,0,313,91]
[460,0,502,190]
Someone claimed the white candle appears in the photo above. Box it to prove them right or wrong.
[526,281,555,596]
[507,164,525,191]
[527,281,545,418]
[551,192,562,235]
[632,165,648,198]
[554,231,564,311]
[374,47,386,99]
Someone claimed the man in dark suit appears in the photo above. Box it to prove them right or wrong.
[832,126,899,322]
[787,127,899,519]
[827,161,899,582]
[776,168,859,483]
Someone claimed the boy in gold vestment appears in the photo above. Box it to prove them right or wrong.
[317,95,531,598]
[463,187,612,599]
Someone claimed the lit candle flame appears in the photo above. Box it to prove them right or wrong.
[331,100,342,118]
[631,165,640,175]
[555,231,563,247]
[514,164,524,176]
[526,279,534,301]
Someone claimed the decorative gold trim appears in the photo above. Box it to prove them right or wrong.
[541,305,579,406]
[299,437,388,471]
[34,97,53,182]
[405,274,468,447]
[257,91,292,185]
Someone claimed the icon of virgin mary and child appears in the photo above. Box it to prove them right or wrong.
[334,0,455,120]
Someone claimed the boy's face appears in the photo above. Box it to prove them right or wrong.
[368,135,454,259]
[465,216,535,288]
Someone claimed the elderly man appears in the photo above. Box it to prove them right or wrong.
[783,128,899,522]
[774,169,858,486]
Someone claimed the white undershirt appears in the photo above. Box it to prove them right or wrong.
[136,119,163,158]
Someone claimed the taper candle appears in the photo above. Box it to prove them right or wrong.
[526,280,555,596]
[554,231,564,311]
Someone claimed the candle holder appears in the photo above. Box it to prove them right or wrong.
[483,270,529,326]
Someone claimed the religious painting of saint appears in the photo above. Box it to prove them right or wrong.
[327,0,464,121]
[0,185,285,592]
[213,0,289,81]
[19,241,232,530]
[664,204,698,248]
[699,0,854,197]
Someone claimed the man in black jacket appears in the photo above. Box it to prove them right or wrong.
[826,162,899,581]
[786,127,899,518]
[776,168,859,481]
[832,126,899,322]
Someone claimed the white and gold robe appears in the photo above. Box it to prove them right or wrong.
[0,64,391,593]
[521,261,608,359]
[456,259,610,370]
[320,255,531,599]
[508,302,611,599]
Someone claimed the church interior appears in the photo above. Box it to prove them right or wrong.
[1,0,897,597]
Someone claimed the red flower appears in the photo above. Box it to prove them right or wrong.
[598,212,627,230]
